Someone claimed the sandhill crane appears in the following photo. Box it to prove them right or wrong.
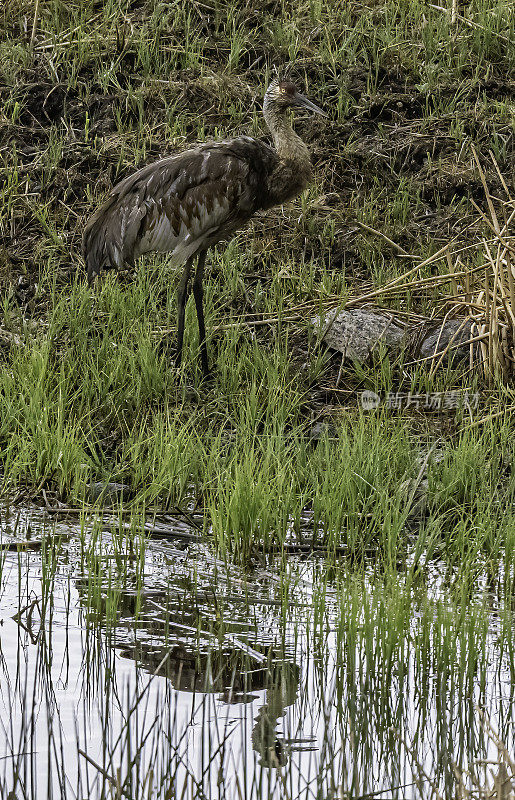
[82,77,326,375]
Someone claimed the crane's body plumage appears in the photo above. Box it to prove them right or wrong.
[84,138,282,280]
[82,78,325,374]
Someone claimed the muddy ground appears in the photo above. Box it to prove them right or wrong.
[1,61,514,301]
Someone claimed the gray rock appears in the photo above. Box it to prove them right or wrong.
[312,309,405,362]
[85,481,131,505]
[312,308,479,370]
[415,318,477,365]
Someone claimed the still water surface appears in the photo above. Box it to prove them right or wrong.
[0,507,513,799]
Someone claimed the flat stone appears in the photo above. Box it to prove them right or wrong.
[312,309,405,362]
[313,308,480,370]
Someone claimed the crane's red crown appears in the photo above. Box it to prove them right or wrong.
[265,78,296,99]
[264,78,327,118]
[278,80,296,96]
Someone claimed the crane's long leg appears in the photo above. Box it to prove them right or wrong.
[192,250,209,376]
[176,256,194,368]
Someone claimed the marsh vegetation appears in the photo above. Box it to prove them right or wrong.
[0,0,514,797]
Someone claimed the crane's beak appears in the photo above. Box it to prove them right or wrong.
[293,92,328,118]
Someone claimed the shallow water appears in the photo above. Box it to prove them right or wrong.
[0,507,513,799]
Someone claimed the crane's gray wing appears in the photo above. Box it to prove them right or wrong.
[82,138,277,282]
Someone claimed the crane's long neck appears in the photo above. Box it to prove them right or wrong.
[264,103,310,164]
[263,102,312,204]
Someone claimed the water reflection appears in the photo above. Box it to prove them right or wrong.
[81,560,303,768]
[0,507,513,799]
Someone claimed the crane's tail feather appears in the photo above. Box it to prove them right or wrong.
[82,195,130,285]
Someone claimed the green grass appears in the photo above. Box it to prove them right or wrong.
[0,0,513,577]
[1,268,513,582]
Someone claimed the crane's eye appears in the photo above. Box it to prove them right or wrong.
[278,81,296,98]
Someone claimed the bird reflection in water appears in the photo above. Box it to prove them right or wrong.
[118,641,300,767]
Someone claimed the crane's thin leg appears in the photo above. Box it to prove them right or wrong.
[192,250,209,376]
[176,256,193,368]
